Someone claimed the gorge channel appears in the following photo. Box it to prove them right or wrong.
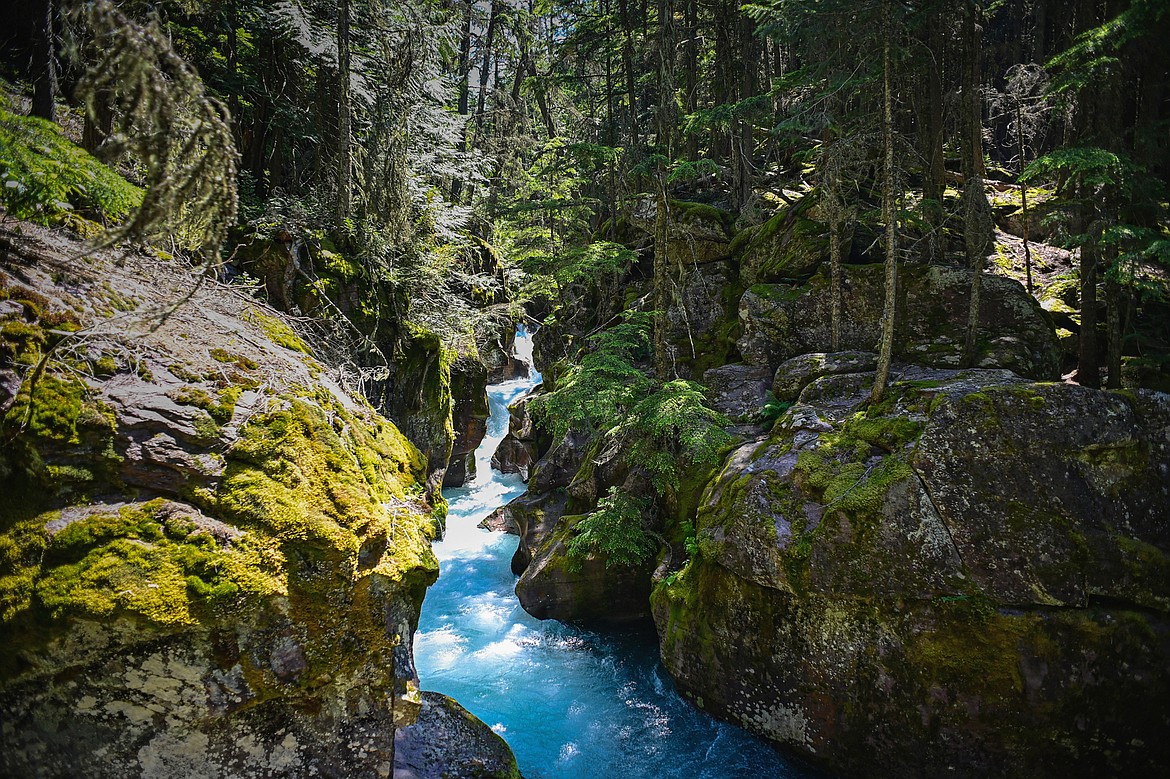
[413,329,809,779]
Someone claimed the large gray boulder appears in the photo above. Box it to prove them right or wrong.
[653,366,1170,777]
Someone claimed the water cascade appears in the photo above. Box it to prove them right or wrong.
[414,328,809,779]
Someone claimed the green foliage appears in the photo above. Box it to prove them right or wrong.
[1048,0,1169,94]
[756,392,792,426]
[527,241,636,287]
[0,107,142,224]
[567,488,656,569]
[1021,146,1136,192]
[527,315,653,439]
[613,380,733,494]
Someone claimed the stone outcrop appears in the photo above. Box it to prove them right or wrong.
[394,692,522,779]
[0,223,517,778]
[738,263,1062,380]
[444,355,490,488]
[652,365,1170,777]
[491,390,549,482]
[734,204,829,285]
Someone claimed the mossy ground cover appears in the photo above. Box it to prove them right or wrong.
[0,105,142,225]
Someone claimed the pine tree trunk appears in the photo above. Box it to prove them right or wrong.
[872,0,897,405]
[1078,219,1102,388]
[337,0,353,225]
[830,210,843,352]
[1106,274,1122,389]
[450,0,474,202]
[961,1,990,368]
[654,174,670,380]
[32,0,57,122]
[921,8,945,264]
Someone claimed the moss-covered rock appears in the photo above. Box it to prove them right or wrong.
[629,198,736,266]
[652,365,1170,777]
[734,205,829,286]
[738,263,1062,380]
[0,221,502,778]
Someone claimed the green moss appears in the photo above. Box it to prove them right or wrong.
[748,283,804,303]
[34,500,284,628]
[905,607,1033,696]
[669,199,734,232]
[243,308,312,354]
[171,384,242,424]
[209,348,259,371]
[93,353,118,377]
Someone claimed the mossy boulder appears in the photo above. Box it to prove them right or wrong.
[738,263,1061,380]
[733,205,829,285]
[652,365,1170,777]
[0,222,516,778]
[629,198,736,265]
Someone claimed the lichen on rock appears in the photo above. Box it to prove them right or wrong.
[0,222,470,778]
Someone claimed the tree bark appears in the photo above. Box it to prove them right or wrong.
[337,0,353,225]
[32,0,57,122]
[872,0,897,404]
[1077,219,1102,388]
[961,1,991,368]
[1106,273,1122,389]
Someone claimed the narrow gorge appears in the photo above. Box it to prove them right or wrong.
[3,0,1170,777]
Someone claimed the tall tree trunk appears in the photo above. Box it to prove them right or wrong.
[32,0,57,122]
[450,0,474,202]
[653,0,677,380]
[872,0,897,404]
[1078,219,1102,388]
[962,1,991,368]
[337,0,353,225]
[474,0,501,141]
[1106,272,1122,389]
[619,0,640,146]
[828,167,844,352]
[921,7,945,263]
[1018,98,1034,294]
[683,0,699,159]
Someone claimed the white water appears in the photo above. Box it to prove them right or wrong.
[414,327,808,778]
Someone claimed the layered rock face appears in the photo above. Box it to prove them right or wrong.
[653,365,1170,776]
[0,225,511,777]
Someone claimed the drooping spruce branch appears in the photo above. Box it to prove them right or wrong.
[71,0,238,263]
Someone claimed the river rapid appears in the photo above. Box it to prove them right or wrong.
[413,329,810,779]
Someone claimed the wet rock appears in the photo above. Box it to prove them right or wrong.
[515,509,654,625]
[395,692,522,779]
[491,390,548,482]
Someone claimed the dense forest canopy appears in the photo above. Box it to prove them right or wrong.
[2,0,1169,574]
